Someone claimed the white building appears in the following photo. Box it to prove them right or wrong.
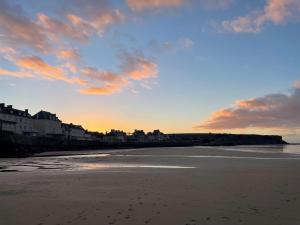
[33,111,62,137]
[0,103,37,136]
[0,103,96,140]
[62,123,92,140]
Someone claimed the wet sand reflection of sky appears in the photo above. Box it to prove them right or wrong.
[1,145,300,173]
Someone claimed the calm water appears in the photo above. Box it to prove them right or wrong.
[212,144,300,154]
[0,145,299,173]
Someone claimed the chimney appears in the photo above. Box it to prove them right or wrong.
[25,109,28,114]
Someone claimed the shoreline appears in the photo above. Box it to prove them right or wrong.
[0,132,287,158]
[1,146,300,225]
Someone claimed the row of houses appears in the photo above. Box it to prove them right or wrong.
[0,103,169,142]
[0,103,95,140]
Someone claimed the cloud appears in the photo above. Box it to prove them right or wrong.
[221,0,300,33]
[0,1,50,52]
[0,68,32,78]
[126,0,235,11]
[79,67,129,95]
[179,37,194,49]
[200,0,234,10]
[79,50,158,95]
[0,0,123,54]
[56,49,80,61]
[120,50,158,80]
[148,40,174,53]
[36,13,90,43]
[0,0,158,95]
[293,80,300,88]
[67,9,124,37]
[126,0,186,11]
[0,55,86,85]
[196,84,300,131]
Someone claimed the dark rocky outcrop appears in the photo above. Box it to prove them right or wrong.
[0,131,287,158]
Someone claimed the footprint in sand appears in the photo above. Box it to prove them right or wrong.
[124,215,130,219]
[145,218,151,224]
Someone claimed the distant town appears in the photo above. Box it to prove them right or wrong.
[0,103,286,157]
[0,103,168,143]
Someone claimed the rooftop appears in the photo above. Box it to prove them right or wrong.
[0,103,30,118]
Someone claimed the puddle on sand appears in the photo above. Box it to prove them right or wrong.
[52,153,111,159]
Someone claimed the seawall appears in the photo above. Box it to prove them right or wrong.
[0,132,287,158]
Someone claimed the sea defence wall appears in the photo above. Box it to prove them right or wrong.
[0,131,286,157]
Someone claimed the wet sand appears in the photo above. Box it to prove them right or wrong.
[1,146,300,225]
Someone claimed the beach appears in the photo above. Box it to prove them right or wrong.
[1,145,300,225]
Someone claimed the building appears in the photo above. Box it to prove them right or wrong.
[0,103,37,135]
[0,103,99,140]
[0,119,16,134]
[62,123,92,140]
[147,130,168,142]
[33,111,62,137]
[104,129,127,143]
[132,129,147,142]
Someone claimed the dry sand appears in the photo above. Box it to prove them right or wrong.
[1,146,300,225]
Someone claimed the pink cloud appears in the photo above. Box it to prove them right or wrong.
[126,0,186,11]
[196,85,300,130]
[120,51,158,80]
[0,0,158,96]
[222,0,300,33]
[0,68,32,78]
[0,1,50,52]
[56,49,80,61]
[79,67,129,95]
[66,9,124,37]
[0,56,86,85]
[79,50,158,95]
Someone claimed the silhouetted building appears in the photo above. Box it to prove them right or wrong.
[0,103,37,136]
[62,123,93,140]
[147,129,168,141]
[104,129,127,143]
[132,129,147,142]
[33,111,62,136]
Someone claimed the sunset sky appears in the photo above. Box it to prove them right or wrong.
[1,0,300,142]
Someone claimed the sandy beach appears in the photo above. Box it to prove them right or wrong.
[1,146,300,225]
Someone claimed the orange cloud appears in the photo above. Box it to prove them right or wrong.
[120,51,158,80]
[15,56,85,84]
[196,85,300,130]
[79,67,129,95]
[235,99,270,110]
[222,0,300,33]
[0,1,50,52]
[126,0,185,11]
[37,13,90,42]
[79,50,158,95]
[56,49,80,61]
[67,10,124,36]
[0,68,32,78]
[0,0,158,95]
[79,85,125,95]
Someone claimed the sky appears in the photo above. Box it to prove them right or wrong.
[0,0,300,142]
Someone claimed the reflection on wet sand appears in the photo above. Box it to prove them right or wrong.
[1,145,300,173]
[79,163,196,170]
